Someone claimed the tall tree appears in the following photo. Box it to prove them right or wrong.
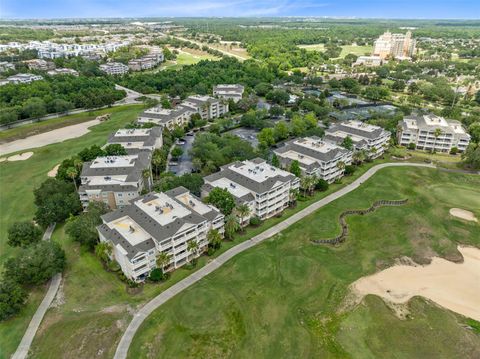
[7,221,43,248]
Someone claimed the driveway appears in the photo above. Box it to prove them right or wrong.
[169,134,195,175]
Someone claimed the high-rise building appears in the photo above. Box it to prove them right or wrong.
[373,31,416,60]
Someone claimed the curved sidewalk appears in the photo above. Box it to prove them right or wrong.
[12,224,60,359]
[114,162,436,359]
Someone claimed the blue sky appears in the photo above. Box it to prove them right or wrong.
[1,0,479,19]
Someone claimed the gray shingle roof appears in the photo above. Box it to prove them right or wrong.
[97,187,222,259]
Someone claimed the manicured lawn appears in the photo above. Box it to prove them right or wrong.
[298,44,372,58]
[0,106,140,143]
[161,52,220,71]
[0,105,143,359]
[339,45,373,58]
[27,160,384,359]
[126,167,480,359]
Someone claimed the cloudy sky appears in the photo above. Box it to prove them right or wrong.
[1,0,479,19]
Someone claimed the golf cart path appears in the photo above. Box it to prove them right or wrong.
[12,224,59,359]
[114,162,436,359]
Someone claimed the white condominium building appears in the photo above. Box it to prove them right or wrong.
[47,68,79,76]
[213,84,245,103]
[397,114,471,153]
[353,56,383,67]
[202,158,299,223]
[106,127,163,155]
[324,120,391,158]
[99,62,129,75]
[0,73,44,85]
[373,31,416,60]
[137,105,195,129]
[182,95,229,120]
[97,187,224,282]
[79,153,152,210]
[274,137,353,183]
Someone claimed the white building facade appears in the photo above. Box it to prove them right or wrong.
[97,187,224,282]
[79,153,152,210]
[202,158,299,223]
[274,137,353,182]
[324,120,391,158]
[397,114,471,153]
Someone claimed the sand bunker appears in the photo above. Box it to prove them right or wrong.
[352,246,480,321]
[450,208,478,222]
[48,164,60,177]
[0,119,101,156]
[7,152,34,161]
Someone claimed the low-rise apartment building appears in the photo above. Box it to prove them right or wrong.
[324,120,391,158]
[1,73,44,85]
[97,187,224,282]
[274,137,353,182]
[128,51,164,71]
[24,59,55,71]
[79,153,152,210]
[47,68,79,76]
[182,95,229,120]
[137,105,195,129]
[0,61,15,73]
[202,158,299,223]
[397,114,471,152]
[106,127,163,155]
[99,62,129,75]
[213,84,245,103]
[353,56,383,67]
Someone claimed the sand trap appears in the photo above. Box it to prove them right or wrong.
[0,157,6,162]
[450,208,478,222]
[0,119,101,156]
[352,246,480,321]
[48,164,60,177]
[7,151,33,161]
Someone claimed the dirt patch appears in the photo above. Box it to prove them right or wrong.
[48,164,60,178]
[7,151,34,161]
[351,246,480,321]
[450,208,478,222]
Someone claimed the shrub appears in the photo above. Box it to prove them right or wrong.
[0,279,28,321]
[315,179,329,192]
[450,147,459,155]
[249,217,262,226]
[344,165,356,176]
[149,268,165,282]
[7,221,43,248]
[407,142,416,150]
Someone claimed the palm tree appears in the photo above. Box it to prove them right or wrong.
[66,167,78,191]
[224,214,240,240]
[187,239,199,264]
[289,188,299,206]
[368,147,377,160]
[207,229,222,250]
[156,252,172,271]
[433,128,443,152]
[336,161,346,173]
[95,241,112,265]
[152,152,163,178]
[352,150,366,165]
[235,203,250,228]
[300,176,310,197]
[142,168,152,191]
[307,175,317,195]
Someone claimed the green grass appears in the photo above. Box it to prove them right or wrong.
[126,167,480,359]
[298,44,373,58]
[161,52,220,71]
[0,104,143,359]
[339,45,373,58]
[0,106,139,143]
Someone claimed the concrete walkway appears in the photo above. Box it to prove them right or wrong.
[12,224,60,359]
[114,162,436,359]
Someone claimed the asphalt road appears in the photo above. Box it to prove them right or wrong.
[113,162,436,359]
